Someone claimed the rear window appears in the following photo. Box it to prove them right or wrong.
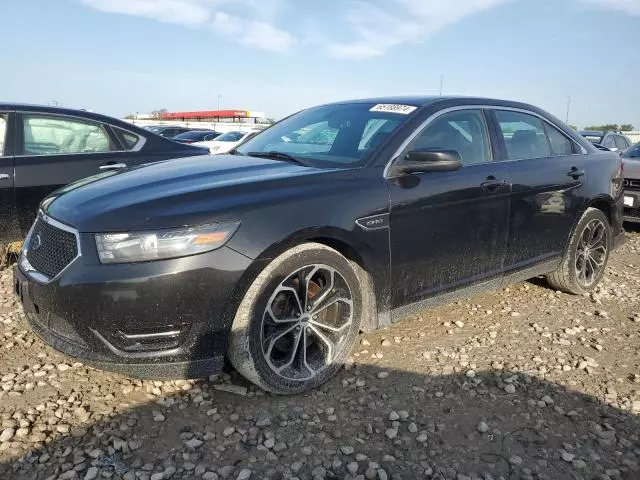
[112,127,142,150]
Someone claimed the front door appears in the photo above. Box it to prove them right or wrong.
[388,108,510,307]
[490,109,586,269]
[0,112,19,245]
[14,112,131,231]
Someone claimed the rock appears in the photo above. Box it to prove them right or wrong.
[408,422,418,433]
[509,455,523,466]
[203,473,219,480]
[377,469,389,480]
[223,426,236,437]
[377,371,389,379]
[381,339,392,347]
[236,469,251,480]
[561,451,575,462]
[347,462,359,475]
[218,466,236,479]
[84,467,99,480]
[150,473,165,480]
[572,459,587,469]
[185,438,203,448]
[341,445,355,455]
[504,384,516,394]
[0,428,15,442]
[255,415,271,427]
[361,339,371,346]
[389,411,399,421]
[477,421,489,433]
[213,384,248,396]
[385,428,398,439]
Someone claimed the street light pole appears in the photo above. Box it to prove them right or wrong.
[217,94,222,111]
[439,76,443,96]
[565,95,571,125]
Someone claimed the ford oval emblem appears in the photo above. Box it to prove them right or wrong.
[32,234,42,251]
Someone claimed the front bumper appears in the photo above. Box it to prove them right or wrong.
[13,244,253,379]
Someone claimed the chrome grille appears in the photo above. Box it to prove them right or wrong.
[25,217,79,279]
[623,178,640,190]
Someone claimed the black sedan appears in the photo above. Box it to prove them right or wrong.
[13,96,624,394]
[0,104,208,249]
[171,130,221,144]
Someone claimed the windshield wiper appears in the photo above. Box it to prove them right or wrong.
[246,151,311,167]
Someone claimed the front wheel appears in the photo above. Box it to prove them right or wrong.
[546,207,611,295]
[228,243,363,394]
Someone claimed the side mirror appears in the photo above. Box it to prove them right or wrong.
[389,149,462,176]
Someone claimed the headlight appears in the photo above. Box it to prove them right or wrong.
[95,222,239,264]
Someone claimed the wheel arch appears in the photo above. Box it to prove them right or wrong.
[225,227,384,335]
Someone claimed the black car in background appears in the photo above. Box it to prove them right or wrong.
[580,130,631,152]
[0,104,208,250]
[13,96,624,394]
[172,130,221,144]
[145,125,192,138]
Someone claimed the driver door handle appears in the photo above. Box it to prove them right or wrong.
[99,163,127,171]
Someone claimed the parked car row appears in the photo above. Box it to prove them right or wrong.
[10,95,625,394]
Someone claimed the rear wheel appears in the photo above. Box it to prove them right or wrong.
[546,207,611,294]
[228,243,363,394]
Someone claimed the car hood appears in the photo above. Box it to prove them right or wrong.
[43,154,342,231]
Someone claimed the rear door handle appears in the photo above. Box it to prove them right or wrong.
[0,173,9,180]
[481,178,507,193]
[567,168,585,178]
[99,163,127,171]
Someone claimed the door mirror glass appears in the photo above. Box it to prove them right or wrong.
[390,149,462,175]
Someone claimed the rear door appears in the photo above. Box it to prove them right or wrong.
[14,111,141,230]
[490,109,586,270]
[0,111,19,243]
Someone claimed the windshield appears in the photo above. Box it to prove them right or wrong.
[216,131,246,142]
[236,102,417,167]
[623,142,640,158]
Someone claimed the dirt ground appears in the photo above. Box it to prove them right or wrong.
[0,231,639,480]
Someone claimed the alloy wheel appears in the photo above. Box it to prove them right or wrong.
[575,219,608,288]
[260,264,353,381]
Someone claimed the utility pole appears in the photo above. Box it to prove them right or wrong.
[565,95,571,124]
[439,76,443,96]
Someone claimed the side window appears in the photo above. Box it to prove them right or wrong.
[545,124,575,156]
[495,110,550,160]
[603,135,616,148]
[22,115,115,155]
[410,109,491,165]
[614,135,628,150]
[112,126,143,150]
[0,114,7,156]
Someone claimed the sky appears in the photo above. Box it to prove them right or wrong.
[1,0,639,128]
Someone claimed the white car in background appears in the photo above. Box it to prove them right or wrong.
[194,130,261,154]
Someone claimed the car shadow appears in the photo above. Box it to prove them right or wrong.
[1,330,639,480]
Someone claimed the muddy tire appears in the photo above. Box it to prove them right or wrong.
[546,207,611,295]
[228,243,363,394]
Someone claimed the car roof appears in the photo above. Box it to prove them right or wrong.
[0,103,146,132]
[321,95,546,111]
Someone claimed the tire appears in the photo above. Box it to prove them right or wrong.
[228,243,363,394]
[546,207,612,295]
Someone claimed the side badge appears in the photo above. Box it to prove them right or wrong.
[356,214,389,231]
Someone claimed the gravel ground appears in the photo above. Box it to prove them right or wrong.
[1,232,639,480]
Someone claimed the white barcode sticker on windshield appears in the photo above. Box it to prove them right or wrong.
[370,104,417,114]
